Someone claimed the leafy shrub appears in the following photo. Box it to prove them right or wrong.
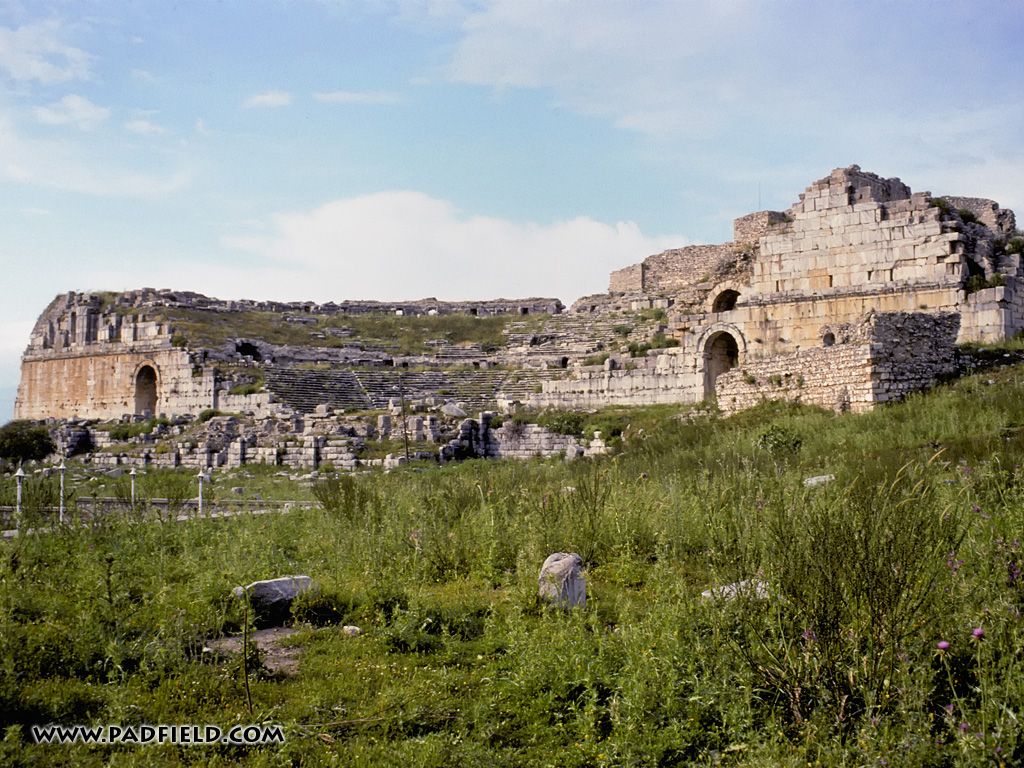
[957,208,979,225]
[196,409,223,423]
[965,272,1006,295]
[106,417,170,442]
[628,332,680,357]
[0,421,55,464]
[1005,237,1024,256]
[228,382,263,396]
[755,424,802,455]
[541,411,587,438]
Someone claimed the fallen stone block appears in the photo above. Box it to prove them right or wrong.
[538,552,586,610]
[232,575,314,626]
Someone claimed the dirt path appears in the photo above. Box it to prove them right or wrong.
[205,627,305,675]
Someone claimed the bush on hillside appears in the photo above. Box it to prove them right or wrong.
[0,421,55,465]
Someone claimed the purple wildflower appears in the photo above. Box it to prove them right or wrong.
[973,627,985,639]
[938,640,950,651]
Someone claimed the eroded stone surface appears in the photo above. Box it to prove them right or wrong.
[538,552,586,610]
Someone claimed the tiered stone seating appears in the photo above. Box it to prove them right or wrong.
[262,367,371,413]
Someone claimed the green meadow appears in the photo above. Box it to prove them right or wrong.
[2,359,1024,766]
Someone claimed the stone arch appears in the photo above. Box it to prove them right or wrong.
[699,325,744,399]
[704,280,746,314]
[711,289,740,313]
[822,331,836,347]
[133,363,159,416]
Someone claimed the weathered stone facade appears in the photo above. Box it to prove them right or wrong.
[15,293,211,421]
[15,166,1021,427]
[533,165,1020,412]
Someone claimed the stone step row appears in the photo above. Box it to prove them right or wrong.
[262,365,572,415]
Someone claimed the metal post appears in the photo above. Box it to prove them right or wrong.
[197,469,205,516]
[394,383,410,464]
[15,465,25,534]
[58,460,66,524]
[129,467,137,509]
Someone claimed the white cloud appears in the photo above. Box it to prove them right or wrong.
[0,110,190,196]
[243,90,292,108]
[124,119,166,135]
[445,1,1024,150]
[0,21,92,83]
[221,191,684,303]
[34,94,109,130]
[313,90,400,104]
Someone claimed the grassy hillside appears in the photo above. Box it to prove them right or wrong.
[3,359,1024,766]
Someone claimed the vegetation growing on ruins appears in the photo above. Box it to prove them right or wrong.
[160,307,514,355]
[4,355,1024,765]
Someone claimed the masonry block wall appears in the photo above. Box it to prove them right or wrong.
[753,167,959,297]
[14,292,216,420]
[714,311,960,415]
[733,211,788,245]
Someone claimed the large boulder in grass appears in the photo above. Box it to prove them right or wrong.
[232,575,314,626]
[538,553,586,609]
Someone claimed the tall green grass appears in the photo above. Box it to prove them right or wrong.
[3,363,1024,765]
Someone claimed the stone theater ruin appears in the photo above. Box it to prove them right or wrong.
[15,166,1023,439]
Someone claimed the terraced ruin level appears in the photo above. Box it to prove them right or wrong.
[15,166,1024,436]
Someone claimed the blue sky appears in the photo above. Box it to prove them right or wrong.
[2,0,1023,420]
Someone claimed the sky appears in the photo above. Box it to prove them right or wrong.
[1,0,1023,420]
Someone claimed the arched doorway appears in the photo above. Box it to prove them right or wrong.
[703,331,739,399]
[236,341,262,361]
[711,289,740,313]
[134,365,158,416]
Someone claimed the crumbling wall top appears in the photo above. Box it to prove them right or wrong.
[791,165,912,215]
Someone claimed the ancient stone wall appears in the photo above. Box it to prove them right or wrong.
[941,196,1016,239]
[15,291,217,420]
[754,175,957,298]
[733,211,788,245]
[715,311,960,415]
[608,263,644,293]
[529,350,704,410]
[120,288,564,318]
[642,245,747,293]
